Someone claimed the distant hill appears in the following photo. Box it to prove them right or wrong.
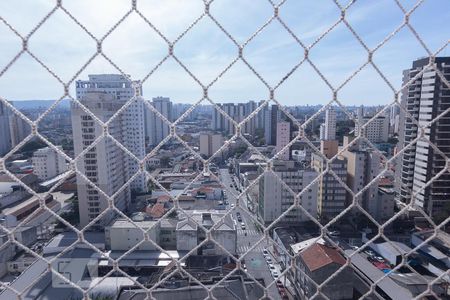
[11,99,71,109]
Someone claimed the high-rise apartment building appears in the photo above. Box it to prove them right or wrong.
[255,101,273,145]
[172,103,190,121]
[355,106,389,143]
[211,105,224,132]
[319,124,326,140]
[32,146,68,181]
[199,133,224,157]
[0,101,12,156]
[276,121,291,160]
[389,105,401,135]
[397,57,450,218]
[145,96,172,147]
[243,101,257,135]
[270,104,280,146]
[323,107,336,141]
[312,152,348,220]
[72,92,131,227]
[341,137,382,220]
[258,161,318,225]
[9,113,30,148]
[211,101,258,137]
[76,74,146,192]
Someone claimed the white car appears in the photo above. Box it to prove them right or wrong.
[268,264,276,270]
[266,257,272,263]
[271,271,279,279]
[262,249,269,256]
[231,204,235,208]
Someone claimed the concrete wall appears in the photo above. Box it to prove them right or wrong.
[212,230,237,255]
[176,230,197,252]
[106,225,159,251]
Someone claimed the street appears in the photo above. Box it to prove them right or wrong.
[219,169,287,300]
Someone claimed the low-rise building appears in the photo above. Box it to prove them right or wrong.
[411,230,450,282]
[176,211,236,255]
[296,243,353,299]
[105,219,159,251]
[0,226,37,277]
[117,276,264,300]
[0,193,61,228]
[362,234,413,266]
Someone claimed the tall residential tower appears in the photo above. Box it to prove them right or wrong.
[73,74,146,227]
[397,57,450,218]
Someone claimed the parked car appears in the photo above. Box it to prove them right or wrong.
[262,249,269,256]
[266,257,273,263]
[375,256,385,262]
[271,271,279,279]
[268,264,276,270]
[276,280,283,288]
[364,249,376,257]
[367,256,377,263]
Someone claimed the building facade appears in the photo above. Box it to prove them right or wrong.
[199,133,224,157]
[146,96,172,147]
[76,74,146,192]
[397,57,450,218]
[258,161,318,225]
[275,121,291,160]
[355,109,389,143]
[312,153,348,220]
[71,92,131,227]
[342,143,382,221]
[9,113,30,148]
[323,107,336,141]
[0,101,11,156]
[32,146,68,181]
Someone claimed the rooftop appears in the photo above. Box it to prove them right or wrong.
[110,219,158,229]
[300,243,346,272]
[273,224,320,251]
[291,237,325,254]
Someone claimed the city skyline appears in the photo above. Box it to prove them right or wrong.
[0,0,449,105]
[1,2,449,300]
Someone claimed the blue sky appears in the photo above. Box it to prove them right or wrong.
[0,0,448,106]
